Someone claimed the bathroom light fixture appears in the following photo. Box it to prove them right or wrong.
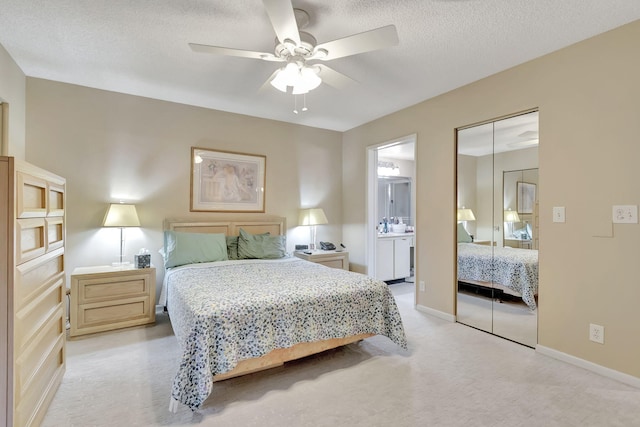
[377,161,400,176]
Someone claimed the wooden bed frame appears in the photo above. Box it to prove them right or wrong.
[458,278,525,298]
[164,216,373,381]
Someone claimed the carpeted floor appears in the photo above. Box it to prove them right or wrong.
[42,283,640,427]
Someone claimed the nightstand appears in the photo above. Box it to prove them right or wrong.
[472,240,496,246]
[69,265,156,337]
[294,250,349,270]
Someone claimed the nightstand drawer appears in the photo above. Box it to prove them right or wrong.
[317,259,345,270]
[79,297,151,326]
[293,250,349,270]
[77,275,149,303]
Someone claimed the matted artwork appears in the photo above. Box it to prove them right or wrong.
[190,147,266,212]
[517,181,536,214]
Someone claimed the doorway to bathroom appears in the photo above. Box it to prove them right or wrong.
[366,135,416,290]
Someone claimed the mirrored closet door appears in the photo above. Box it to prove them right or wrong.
[456,111,539,347]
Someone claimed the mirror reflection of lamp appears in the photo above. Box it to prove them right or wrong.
[457,207,476,238]
[503,209,520,238]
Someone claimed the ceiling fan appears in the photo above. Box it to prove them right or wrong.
[189,0,399,96]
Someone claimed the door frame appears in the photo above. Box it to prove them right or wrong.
[455,109,539,347]
[366,134,417,282]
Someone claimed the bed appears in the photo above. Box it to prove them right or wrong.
[161,217,407,411]
[457,242,538,310]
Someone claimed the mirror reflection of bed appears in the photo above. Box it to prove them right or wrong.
[456,111,539,348]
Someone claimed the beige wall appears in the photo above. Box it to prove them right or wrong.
[0,43,26,158]
[25,79,343,297]
[344,20,640,378]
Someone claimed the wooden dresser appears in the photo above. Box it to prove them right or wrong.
[0,157,66,427]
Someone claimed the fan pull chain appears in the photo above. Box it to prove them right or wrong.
[293,94,309,114]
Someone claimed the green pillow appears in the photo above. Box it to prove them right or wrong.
[226,232,271,260]
[163,231,228,268]
[237,228,286,259]
[226,235,240,260]
[457,222,473,243]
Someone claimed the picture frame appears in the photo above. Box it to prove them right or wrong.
[517,181,536,214]
[190,147,266,212]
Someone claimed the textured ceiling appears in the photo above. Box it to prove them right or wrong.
[1,1,639,131]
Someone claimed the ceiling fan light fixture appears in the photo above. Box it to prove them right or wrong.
[292,85,308,95]
[313,48,328,59]
[270,70,289,92]
[270,62,300,92]
[283,38,297,54]
[300,66,321,89]
[271,61,321,94]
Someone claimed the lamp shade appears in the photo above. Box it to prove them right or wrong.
[299,208,328,226]
[457,208,476,222]
[504,210,520,223]
[103,203,140,227]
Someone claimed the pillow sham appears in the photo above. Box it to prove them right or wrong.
[225,235,240,260]
[226,232,271,260]
[237,228,286,259]
[163,230,228,268]
[457,222,473,243]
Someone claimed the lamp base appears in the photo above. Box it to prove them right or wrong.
[111,261,131,268]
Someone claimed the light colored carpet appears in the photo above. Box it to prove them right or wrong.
[42,283,640,427]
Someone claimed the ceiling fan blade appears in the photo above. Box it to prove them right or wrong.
[262,0,301,46]
[189,43,281,61]
[316,64,356,89]
[314,25,399,61]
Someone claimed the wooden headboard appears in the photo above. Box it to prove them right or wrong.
[164,216,286,236]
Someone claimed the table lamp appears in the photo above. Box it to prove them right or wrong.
[299,208,328,250]
[103,203,140,266]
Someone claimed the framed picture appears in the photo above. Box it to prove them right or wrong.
[190,147,266,212]
[517,181,536,214]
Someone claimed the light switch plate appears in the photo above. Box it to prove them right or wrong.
[553,207,565,223]
[612,205,638,224]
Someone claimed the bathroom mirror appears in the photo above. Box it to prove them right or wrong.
[378,177,412,225]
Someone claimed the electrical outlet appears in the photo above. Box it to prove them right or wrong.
[589,323,604,344]
[612,205,638,224]
[419,280,425,292]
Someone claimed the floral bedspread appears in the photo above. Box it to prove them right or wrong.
[457,243,539,310]
[166,257,407,410]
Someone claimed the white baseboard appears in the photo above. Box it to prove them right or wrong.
[155,304,164,315]
[536,345,640,389]
[415,304,455,322]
